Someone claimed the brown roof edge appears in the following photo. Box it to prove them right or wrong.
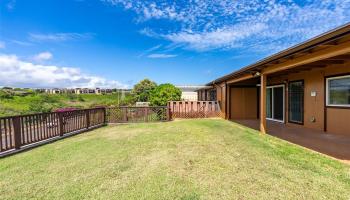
[206,22,350,86]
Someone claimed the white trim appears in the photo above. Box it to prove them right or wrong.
[267,118,285,123]
[266,85,285,123]
[267,84,285,89]
[326,75,350,107]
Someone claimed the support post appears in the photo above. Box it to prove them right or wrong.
[260,74,267,134]
[13,116,22,149]
[225,83,230,120]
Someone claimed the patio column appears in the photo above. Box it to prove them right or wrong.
[260,74,267,134]
[225,84,230,119]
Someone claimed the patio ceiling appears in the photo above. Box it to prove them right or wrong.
[269,53,350,78]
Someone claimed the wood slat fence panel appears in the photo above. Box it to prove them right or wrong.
[168,101,222,118]
[0,117,14,152]
[0,108,106,154]
[106,106,169,123]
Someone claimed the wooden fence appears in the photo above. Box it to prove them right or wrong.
[106,106,169,123]
[168,101,222,118]
[0,102,221,156]
[0,108,106,154]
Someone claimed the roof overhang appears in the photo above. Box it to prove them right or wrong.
[207,22,350,86]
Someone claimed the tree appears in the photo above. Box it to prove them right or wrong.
[150,83,181,106]
[132,79,157,102]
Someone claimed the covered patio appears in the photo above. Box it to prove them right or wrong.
[233,119,350,163]
[199,24,350,162]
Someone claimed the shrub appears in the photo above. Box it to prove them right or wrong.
[150,83,181,106]
[132,79,157,102]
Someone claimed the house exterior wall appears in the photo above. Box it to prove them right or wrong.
[266,61,350,136]
[230,87,258,119]
[213,62,350,136]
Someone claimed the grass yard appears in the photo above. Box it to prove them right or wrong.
[0,119,349,199]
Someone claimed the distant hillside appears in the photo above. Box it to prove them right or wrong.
[0,90,132,117]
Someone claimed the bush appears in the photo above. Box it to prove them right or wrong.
[132,79,157,102]
[0,90,14,99]
[78,95,85,102]
[28,101,54,113]
[150,84,181,106]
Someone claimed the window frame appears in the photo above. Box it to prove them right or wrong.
[326,74,350,108]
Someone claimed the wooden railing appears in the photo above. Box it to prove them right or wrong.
[106,106,170,123]
[168,101,222,118]
[0,108,106,154]
[0,102,221,156]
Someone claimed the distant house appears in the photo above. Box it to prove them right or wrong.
[45,88,61,94]
[176,85,210,101]
[42,87,130,95]
[136,102,150,107]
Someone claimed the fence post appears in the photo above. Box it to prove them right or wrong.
[166,104,171,121]
[145,107,148,122]
[86,109,90,129]
[58,112,64,136]
[103,107,107,124]
[13,116,22,149]
[123,107,128,122]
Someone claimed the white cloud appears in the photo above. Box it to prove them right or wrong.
[0,41,5,49]
[164,23,267,51]
[29,32,94,42]
[11,40,33,46]
[147,54,177,58]
[0,54,129,89]
[105,0,350,52]
[137,44,162,58]
[34,52,53,62]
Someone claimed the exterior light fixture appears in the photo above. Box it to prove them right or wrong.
[251,71,261,76]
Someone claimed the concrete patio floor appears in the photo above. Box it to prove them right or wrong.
[233,119,350,163]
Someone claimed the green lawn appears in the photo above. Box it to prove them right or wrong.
[0,119,349,199]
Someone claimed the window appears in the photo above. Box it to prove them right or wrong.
[288,81,304,124]
[327,75,350,107]
[209,90,217,101]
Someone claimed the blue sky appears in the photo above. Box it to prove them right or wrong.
[0,0,350,88]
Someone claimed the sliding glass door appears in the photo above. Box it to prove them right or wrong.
[266,85,285,122]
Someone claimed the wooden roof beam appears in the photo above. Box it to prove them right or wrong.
[262,40,350,75]
[325,55,350,61]
[311,60,345,65]
[226,73,256,85]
